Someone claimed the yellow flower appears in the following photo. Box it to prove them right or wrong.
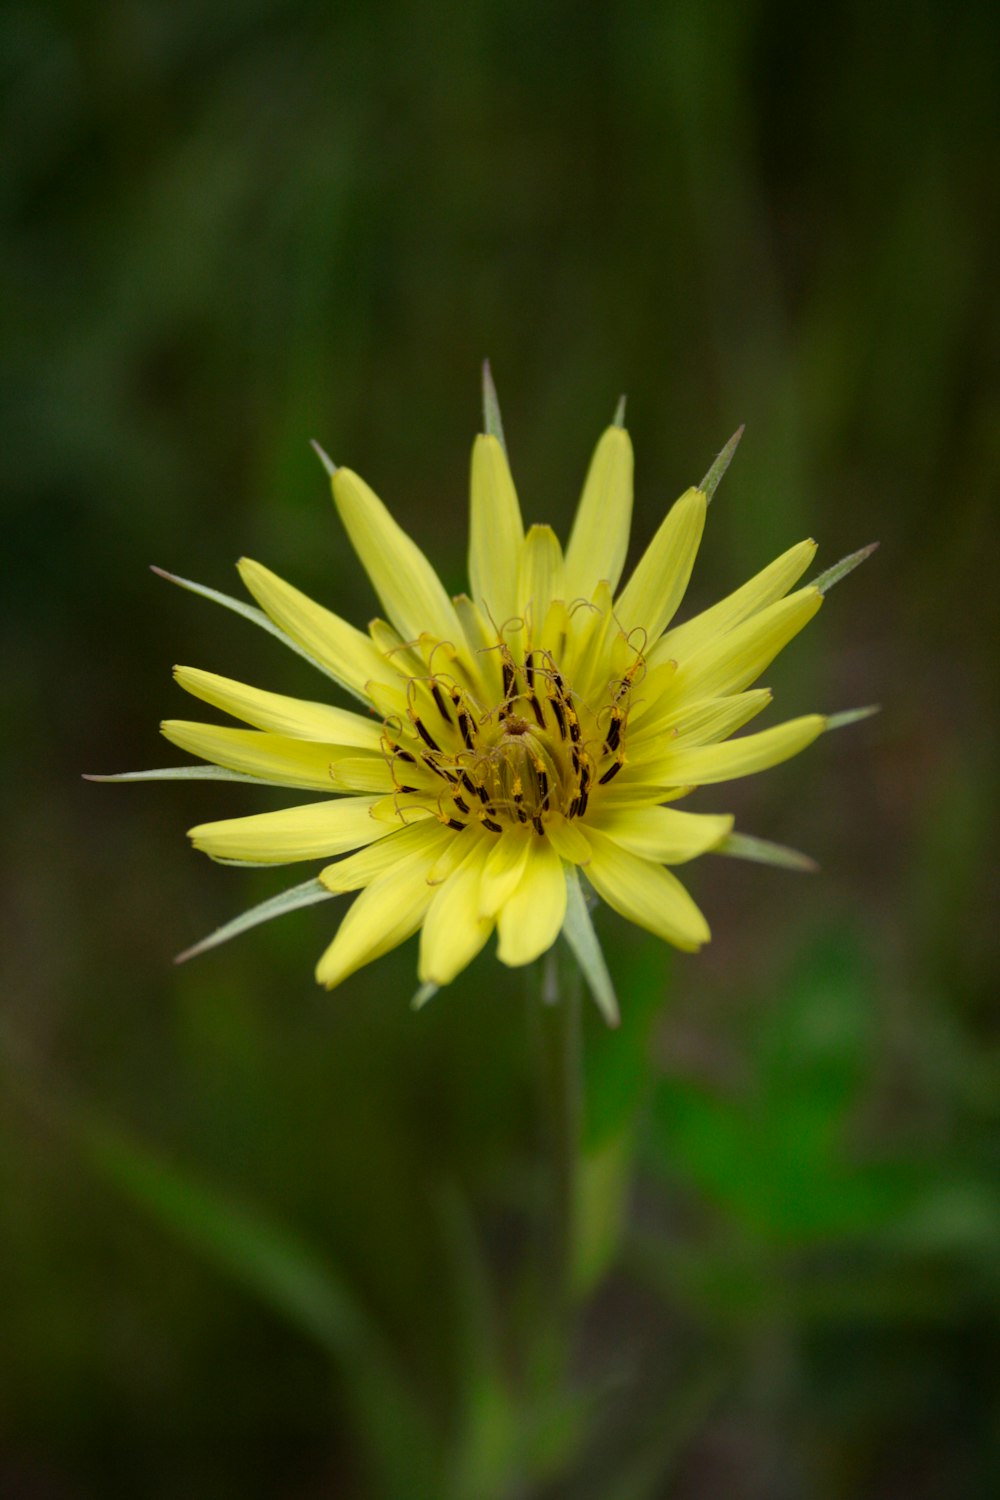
[94,371,874,1022]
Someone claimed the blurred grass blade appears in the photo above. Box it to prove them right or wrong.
[84,1119,364,1348]
[436,1185,518,1497]
[82,1120,442,1497]
[175,877,336,964]
[562,866,620,1027]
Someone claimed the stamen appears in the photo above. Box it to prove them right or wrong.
[413,716,442,753]
[431,682,453,723]
[598,756,624,785]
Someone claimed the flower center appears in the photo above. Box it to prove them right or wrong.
[380,627,645,836]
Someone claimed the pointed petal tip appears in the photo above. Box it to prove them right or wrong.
[309,439,337,477]
[699,425,745,502]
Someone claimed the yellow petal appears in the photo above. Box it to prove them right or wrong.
[652,539,818,666]
[669,588,822,701]
[630,689,773,750]
[315,835,446,989]
[584,830,710,951]
[321,817,450,892]
[161,720,358,790]
[587,806,733,864]
[326,756,395,793]
[496,840,567,967]
[645,714,825,786]
[453,592,503,702]
[418,838,494,985]
[238,559,387,699]
[564,426,634,601]
[545,816,592,865]
[518,525,565,632]
[330,467,461,646]
[479,827,532,918]
[469,434,525,626]
[189,796,386,863]
[173,667,383,748]
[614,487,706,642]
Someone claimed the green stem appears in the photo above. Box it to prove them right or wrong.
[529,948,583,1358]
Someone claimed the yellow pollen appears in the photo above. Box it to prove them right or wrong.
[380,622,644,834]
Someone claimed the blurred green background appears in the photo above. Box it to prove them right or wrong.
[3,0,999,1495]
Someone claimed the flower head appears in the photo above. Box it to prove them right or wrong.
[95,369,874,1021]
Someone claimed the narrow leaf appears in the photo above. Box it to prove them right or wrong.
[84,765,265,785]
[698,425,745,503]
[825,704,881,732]
[714,832,818,873]
[562,865,620,1027]
[175,877,337,965]
[481,359,507,454]
[812,541,879,594]
[152,566,365,701]
[309,438,337,476]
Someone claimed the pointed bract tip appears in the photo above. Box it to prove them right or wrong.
[813,541,880,595]
[699,425,745,503]
[825,704,881,733]
[411,980,439,1011]
[309,439,337,477]
[150,564,176,582]
[613,393,627,428]
[481,358,507,453]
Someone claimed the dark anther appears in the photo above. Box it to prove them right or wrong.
[515,806,528,823]
[475,783,490,805]
[453,795,469,814]
[431,683,453,723]
[536,768,549,805]
[604,714,622,754]
[529,694,545,729]
[394,748,416,763]
[460,770,477,796]
[598,758,623,785]
[524,653,535,689]
[414,717,441,752]
[458,711,475,749]
[482,816,502,833]
[567,796,580,819]
[399,784,419,794]
[446,817,465,831]
[567,710,580,744]
[577,789,589,817]
[423,756,456,782]
[549,697,566,738]
[502,661,515,699]
[532,816,544,835]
